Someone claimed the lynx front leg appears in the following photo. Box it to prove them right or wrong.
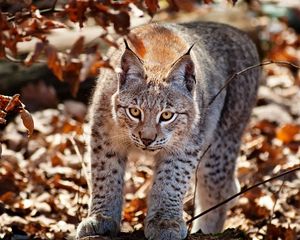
[76,127,126,238]
[145,154,197,240]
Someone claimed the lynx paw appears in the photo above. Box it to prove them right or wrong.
[76,214,119,239]
[144,217,187,240]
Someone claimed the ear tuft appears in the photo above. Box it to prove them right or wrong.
[167,53,196,93]
[119,39,144,88]
[185,43,195,55]
[124,39,130,50]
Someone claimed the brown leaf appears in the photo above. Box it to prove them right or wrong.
[0,35,5,58]
[124,198,147,222]
[110,11,130,34]
[51,154,64,167]
[276,124,300,144]
[0,110,7,124]
[63,61,82,96]
[25,41,45,66]
[254,120,277,137]
[0,191,17,204]
[64,1,88,28]
[241,199,270,221]
[62,120,83,135]
[145,0,159,16]
[259,140,284,163]
[0,164,19,200]
[94,3,110,12]
[266,224,297,240]
[169,0,196,11]
[70,36,84,57]
[49,174,81,193]
[0,95,12,109]
[43,19,66,29]
[4,94,21,112]
[0,94,26,125]
[243,188,264,200]
[0,12,10,30]
[287,190,300,208]
[269,46,299,64]
[45,45,63,80]
[6,26,19,56]
[20,109,34,136]
[90,59,111,76]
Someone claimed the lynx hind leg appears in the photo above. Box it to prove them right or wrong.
[191,127,242,234]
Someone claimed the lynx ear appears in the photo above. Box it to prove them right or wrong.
[167,45,196,92]
[119,40,144,87]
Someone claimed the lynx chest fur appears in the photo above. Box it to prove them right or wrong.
[77,22,260,240]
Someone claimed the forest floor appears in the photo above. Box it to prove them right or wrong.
[1,7,300,240]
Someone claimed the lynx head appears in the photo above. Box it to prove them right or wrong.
[112,40,198,153]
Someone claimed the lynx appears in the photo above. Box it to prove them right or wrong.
[76,22,260,240]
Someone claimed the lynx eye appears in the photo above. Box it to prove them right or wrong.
[126,107,142,120]
[159,111,176,123]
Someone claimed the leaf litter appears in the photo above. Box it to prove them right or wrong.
[1,12,300,240]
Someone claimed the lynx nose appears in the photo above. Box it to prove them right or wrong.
[139,131,157,147]
[141,138,155,146]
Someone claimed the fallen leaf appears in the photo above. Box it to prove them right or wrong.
[20,109,34,137]
[145,0,159,16]
[276,124,300,144]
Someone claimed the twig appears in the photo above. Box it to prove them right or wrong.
[268,180,285,225]
[208,60,300,106]
[68,135,88,219]
[51,0,58,11]
[7,7,64,22]
[4,53,47,64]
[68,136,88,183]
[4,54,24,63]
[186,165,300,224]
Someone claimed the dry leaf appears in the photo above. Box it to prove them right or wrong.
[25,41,45,66]
[276,124,300,144]
[70,36,85,57]
[145,0,159,16]
[4,94,21,112]
[20,109,34,136]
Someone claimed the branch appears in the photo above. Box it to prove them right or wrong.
[186,165,300,224]
[51,0,58,11]
[208,60,300,106]
[268,180,284,225]
[4,54,24,63]
[7,7,64,22]
[4,53,46,64]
